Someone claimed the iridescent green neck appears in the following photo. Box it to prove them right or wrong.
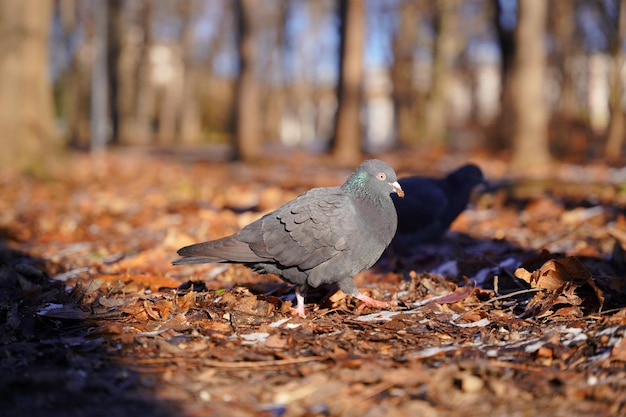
[341,169,381,203]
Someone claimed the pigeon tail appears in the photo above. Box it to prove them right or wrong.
[172,256,225,265]
[175,235,266,264]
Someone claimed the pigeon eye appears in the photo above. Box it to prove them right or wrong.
[377,172,386,181]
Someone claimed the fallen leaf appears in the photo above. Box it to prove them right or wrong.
[515,257,604,314]
[610,337,626,362]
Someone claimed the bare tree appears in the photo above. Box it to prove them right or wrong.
[91,0,108,152]
[510,0,551,170]
[107,0,123,144]
[606,0,626,161]
[134,0,156,144]
[0,0,57,173]
[233,0,261,161]
[332,0,365,166]
[391,0,419,146]
[423,0,460,146]
[260,0,289,146]
[490,0,516,150]
[551,1,578,119]
[56,0,92,148]
[178,0,202,144]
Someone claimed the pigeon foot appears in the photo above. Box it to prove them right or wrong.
[292,287,307,318]
[354,292,397,312]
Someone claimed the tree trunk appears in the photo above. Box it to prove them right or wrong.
[552,1,577,118]
[391,0,419,146]
[91,0,109,152]
[117,1,138,145]
[57,0,91,148]
[605,0,626,162]
[178,0,202,144]
[332,0,364,166]
[134,0,155,145]
[107,0,123,145]
[489,0,516,150]
[510,0,551,170]
[423,0,459,146]
[156,53,182,145]
[0,0,57,173]
[233,0,261,161]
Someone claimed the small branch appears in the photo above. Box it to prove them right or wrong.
[469,288,542,312]
[113,355,327,369]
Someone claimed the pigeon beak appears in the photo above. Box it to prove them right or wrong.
[390,181,404,198]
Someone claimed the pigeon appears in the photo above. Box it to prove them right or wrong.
[173,159,404,317]
[390,164,485,253]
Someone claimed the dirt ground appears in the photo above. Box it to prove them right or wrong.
[1,149,625,417]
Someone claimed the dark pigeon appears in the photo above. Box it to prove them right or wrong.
[173,159,404,317]
[390,164,485,253]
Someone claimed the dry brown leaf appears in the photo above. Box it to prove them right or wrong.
[264,333,289,349]
[430,280,475,305]
[515,256,604,314]
[176,291,197,312]
[5,152,626,417]
[143,299,162,320]
[610,337,626,362]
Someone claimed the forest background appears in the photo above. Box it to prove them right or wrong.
[3,0,626,170]
[3,2,626,416]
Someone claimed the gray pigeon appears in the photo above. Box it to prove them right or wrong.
[173,159,404,317]
[390,164,485,253]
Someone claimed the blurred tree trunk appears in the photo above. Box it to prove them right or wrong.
[288,1,319,147]
[605,0,626,162]
[551,1,577,118]
[489,0,516,149]
[0,0,58,173]
[107,0,123,145]
[157,55,182,144]
[57,0,91,148]
[391,0,418,146]
[233,0,261,161]
[332,0,364,166]
[510,0,551,170]
[134,0,155,144]
[423,0,459,146]
[91,0,108,152]
[494,0,515,95]
[117,2,138,144]
[178,0,202,144]
[262,0,289,145]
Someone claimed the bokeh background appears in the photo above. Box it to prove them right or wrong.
[3,3,626,416]
[1,0,626,172]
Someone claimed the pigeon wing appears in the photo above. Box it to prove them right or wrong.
[238,187,353,270]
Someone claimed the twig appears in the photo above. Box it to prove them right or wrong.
[112,355,327,369]
[201,356,327,368]
[469,288,542,312]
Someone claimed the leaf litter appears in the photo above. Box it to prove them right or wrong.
[0,151,626,416]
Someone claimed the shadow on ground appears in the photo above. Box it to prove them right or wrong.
[0,238,180,417]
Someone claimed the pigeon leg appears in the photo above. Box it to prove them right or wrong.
[293,287,306,318]
[354,292,397,310]
[339,281,396,311]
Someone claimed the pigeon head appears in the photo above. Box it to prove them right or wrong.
[446,164,486,189]
[342,159,404,199]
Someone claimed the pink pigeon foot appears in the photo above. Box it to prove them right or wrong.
[292,287,307,318]
[355,292,397,312]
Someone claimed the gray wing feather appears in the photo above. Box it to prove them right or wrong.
[175,234,267,263]
[238,187,353,270]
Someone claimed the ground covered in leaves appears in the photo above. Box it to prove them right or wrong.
[1,149,626,416]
